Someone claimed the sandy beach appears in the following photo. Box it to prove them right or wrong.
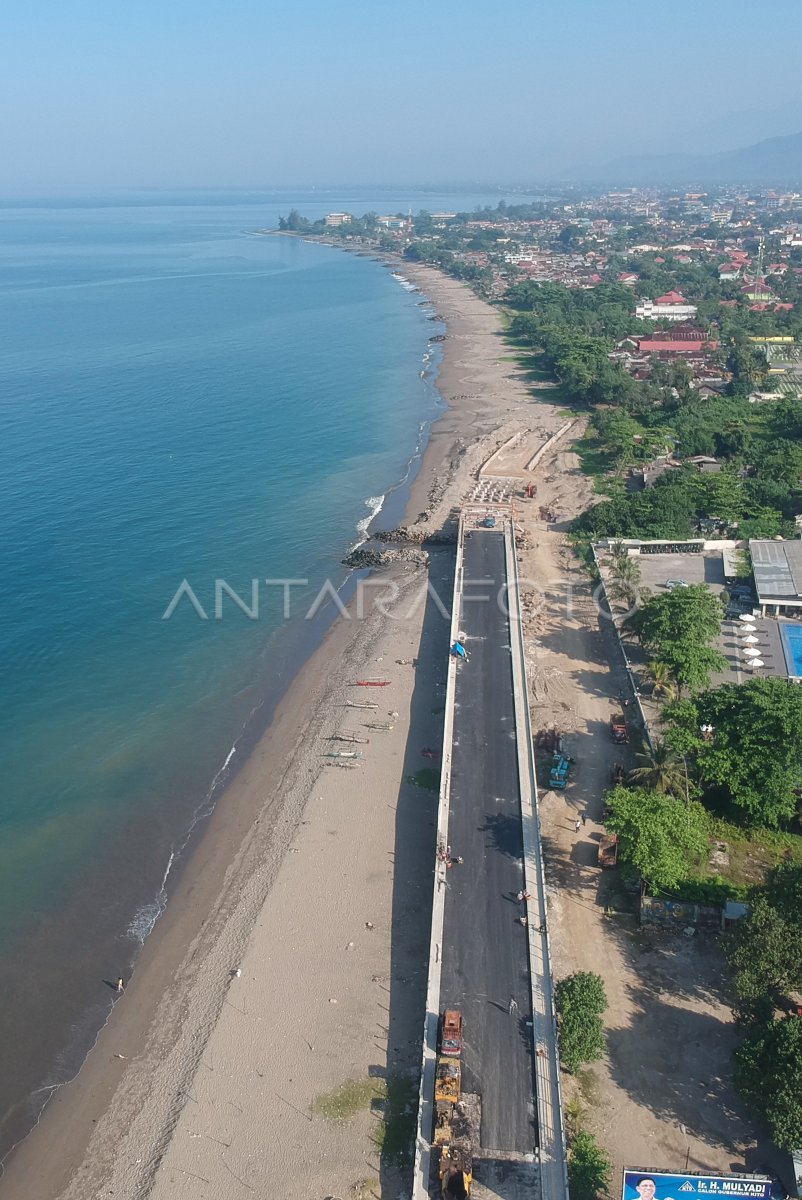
[0,262,554,1200]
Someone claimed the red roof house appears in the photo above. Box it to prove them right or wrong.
[654,290,688,305]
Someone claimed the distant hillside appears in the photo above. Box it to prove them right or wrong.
[571,130,802,186]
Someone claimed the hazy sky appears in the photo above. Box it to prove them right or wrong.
[2,0,801,190]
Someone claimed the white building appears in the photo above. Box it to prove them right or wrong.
[324,212,352,227]
[635,290,698,322]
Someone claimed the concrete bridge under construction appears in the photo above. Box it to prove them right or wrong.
[413,509,568,1200]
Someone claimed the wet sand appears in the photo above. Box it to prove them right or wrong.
[0,261,546,1200]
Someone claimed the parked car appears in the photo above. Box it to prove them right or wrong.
[665,579,689,590]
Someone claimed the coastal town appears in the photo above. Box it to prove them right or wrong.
[269,190,802,1200]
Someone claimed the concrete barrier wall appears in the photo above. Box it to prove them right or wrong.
[412,516,466,1200]
[590,543,653,750]
[506,523,570,1200]
[524,420,575,472]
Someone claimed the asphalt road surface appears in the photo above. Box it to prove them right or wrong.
[440,529,536,1154]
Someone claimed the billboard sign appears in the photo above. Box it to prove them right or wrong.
[622,1171,773,1200]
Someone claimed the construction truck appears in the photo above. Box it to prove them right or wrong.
[599,833,619,868]
[440,1009,463,1057]
[610,714,629,744]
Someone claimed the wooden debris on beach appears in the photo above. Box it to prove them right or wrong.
[329,731,369,744]
[353,679,391,687]
[364,722,394,732]
[344,700,379,709]
[323,750,363,760]
[324,759,361,769]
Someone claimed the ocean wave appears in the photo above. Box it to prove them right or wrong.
[390,272,418,293]
[354,493,385,545]
[126,850,175,943]
[210,742,237,792]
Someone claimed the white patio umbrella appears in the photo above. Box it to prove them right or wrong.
[749,659,765,668]
[738,624,757,632]
[739,613,756,622]
[741,634,760,644]
[743,646,761,657]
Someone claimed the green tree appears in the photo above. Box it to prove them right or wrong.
[568,1130,613,1200]
[726,863,802,1022]
[665,678,802,827]
[628,739,687,797]
[629,585,726,695]
[703,468,746,525]
[606,785,709,891]
[734,1015,802,1150]
[555,972,607,1073]
[606,548,642,607]
[728,345,769,396]
[647,661,678,703]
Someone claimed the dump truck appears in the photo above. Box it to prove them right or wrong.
[599,833,618,868]
[440,1009,463,1058]
[610,714,629,744]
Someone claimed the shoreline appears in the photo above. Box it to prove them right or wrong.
[0,241,444,1170]
[0,258,550,1199]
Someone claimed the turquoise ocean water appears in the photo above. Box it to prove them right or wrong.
[0,188,526,1153]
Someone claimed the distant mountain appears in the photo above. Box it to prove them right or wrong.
[570,130,802,186]
[691,100,802,155]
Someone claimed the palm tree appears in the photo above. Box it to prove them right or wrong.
[647,661,677,703]
[629,739,687,798]
[607,549,642,610]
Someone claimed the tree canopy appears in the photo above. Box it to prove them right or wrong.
[734,1014,802,1150]
[568,1130,613,1200]
[627,740,687,796]
[555,971,607,1073]
[726,863,802,1023]
[665,678,802,827]
[629,585,726,694]
[605,785,709,891]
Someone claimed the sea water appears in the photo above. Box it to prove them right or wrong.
[0,189,525,1154]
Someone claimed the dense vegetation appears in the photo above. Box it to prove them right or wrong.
[665,677,802,828]
[726,864,802,1149]
[501,270,802,542]
[606,785,710,892]
[629,585,726,695]
[555,972,607,1073]
[568,1130,613,1200]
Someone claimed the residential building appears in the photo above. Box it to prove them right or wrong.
[635,291,698,322]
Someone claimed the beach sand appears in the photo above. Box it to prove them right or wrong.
[0,264,555,1200]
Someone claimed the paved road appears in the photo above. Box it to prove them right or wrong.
[440,530,536,1154]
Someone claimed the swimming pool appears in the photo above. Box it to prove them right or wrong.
[780,622,802,678]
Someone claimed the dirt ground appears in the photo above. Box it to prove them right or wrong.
[512,446,788,1187]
